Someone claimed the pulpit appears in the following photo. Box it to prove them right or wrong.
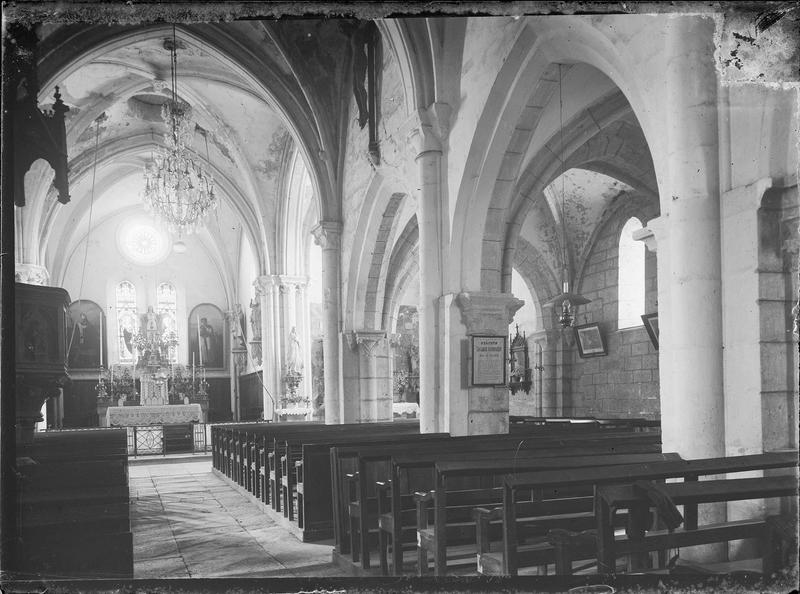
[16,283,70,443]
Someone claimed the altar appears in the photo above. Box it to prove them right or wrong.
[106,403,203,427]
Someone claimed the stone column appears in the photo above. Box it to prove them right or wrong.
[409,104,451,433]
[313,221,342,424]
[255,276,280,420]
[650,19,726,560]
[354,330,391,422]
[440,291,522,436]
[662,17,724,464]
[340,332,361,422]
[634,218,671,423]
[534,327,565,417]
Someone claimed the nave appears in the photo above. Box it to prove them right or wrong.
[3,6,798,591]
[129,456,344,579]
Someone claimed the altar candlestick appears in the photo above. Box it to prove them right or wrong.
[99,322,104,367]
[110,365,114,384]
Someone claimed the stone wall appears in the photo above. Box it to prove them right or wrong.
[567,198,660,419]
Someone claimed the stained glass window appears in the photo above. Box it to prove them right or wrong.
[116,281,137,362]
[157,282,178,363]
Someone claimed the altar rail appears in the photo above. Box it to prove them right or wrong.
[44,424,212,456]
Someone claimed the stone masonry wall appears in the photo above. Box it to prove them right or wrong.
[567,199,660,419]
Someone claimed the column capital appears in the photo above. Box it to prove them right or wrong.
[15,263,50,286]
[407,102,451,157]
[254,275,280,295]
[349,330,385,357]
[312,220,342,249]
[633,216,669,254]
[278,274,309,291]
[455,291,524,335]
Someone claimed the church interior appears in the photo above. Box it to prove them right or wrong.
[2,5,798,589]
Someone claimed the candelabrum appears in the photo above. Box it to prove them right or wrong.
[168,364,209,403]
[95,365,138,403]
[282,367,305,407]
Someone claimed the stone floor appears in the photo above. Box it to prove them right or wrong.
[129,456,347,579]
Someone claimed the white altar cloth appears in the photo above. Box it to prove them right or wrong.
[106,404,203,426]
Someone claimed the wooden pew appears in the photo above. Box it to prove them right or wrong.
[369,432,664,574]
[17,429,132,579]
[419,448,677,576]
[272,421,420,518]
[340,429,661,569]
[288,432,447,542]
[583,474,798,575]
[491,451,799,576]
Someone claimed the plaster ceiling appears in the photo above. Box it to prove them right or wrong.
[39,27,292,278]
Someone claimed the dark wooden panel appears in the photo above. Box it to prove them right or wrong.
[240,371,264,421]
[207,377,232,422]
[63,378,101,428]
[163,423,193,454]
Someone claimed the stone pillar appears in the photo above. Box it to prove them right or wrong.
[662,17,725,465]
[535,327,565,417]
[340,332,361,422]
[440,291,523,436]
[313,221,342,424]
[634,218,671,432]
[409,104,451,433]
[255,276,279,420]
[354,330,391,422]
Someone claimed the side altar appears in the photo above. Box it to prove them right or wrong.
[95,306,210,427]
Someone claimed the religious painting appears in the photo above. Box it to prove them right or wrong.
[641,313,659,350]
[67,300,106,369]
[188,304,226,370]
[575,323,607,358]
[471,335,507,386]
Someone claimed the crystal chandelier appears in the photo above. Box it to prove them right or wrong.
[142,26,217,235]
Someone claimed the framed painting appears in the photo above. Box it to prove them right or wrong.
[574,322,607,358]
[471,335,507,386]
[188,303,227,370]
[641,312,659,350]
[67,299,106,369]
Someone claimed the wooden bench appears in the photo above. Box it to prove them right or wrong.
[489,451,799,576]
[358,431,662,573]
[287,432,449,543]
[419,449,677,577]
[587,474,798,575]
[16,429,132,579]
[272,421,420,518]
[342,429,661,570]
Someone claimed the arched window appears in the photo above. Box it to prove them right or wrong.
[618,217,645,329]
[116,281,137,362]
[157,282,178,362]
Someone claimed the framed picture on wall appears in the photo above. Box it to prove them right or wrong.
[188,304,227,370]
[574,323,607,358]
[471,335,507,386]
[67,300,106,369]
[641,313,659,350]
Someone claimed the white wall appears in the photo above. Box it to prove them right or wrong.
[60,212,227,366]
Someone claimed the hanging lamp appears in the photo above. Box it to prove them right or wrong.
[543,64,591,328]
[142,25,217,236]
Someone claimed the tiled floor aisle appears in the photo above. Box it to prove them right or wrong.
[129,457,347,578]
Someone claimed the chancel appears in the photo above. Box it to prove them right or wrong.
[2,4,798,589]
